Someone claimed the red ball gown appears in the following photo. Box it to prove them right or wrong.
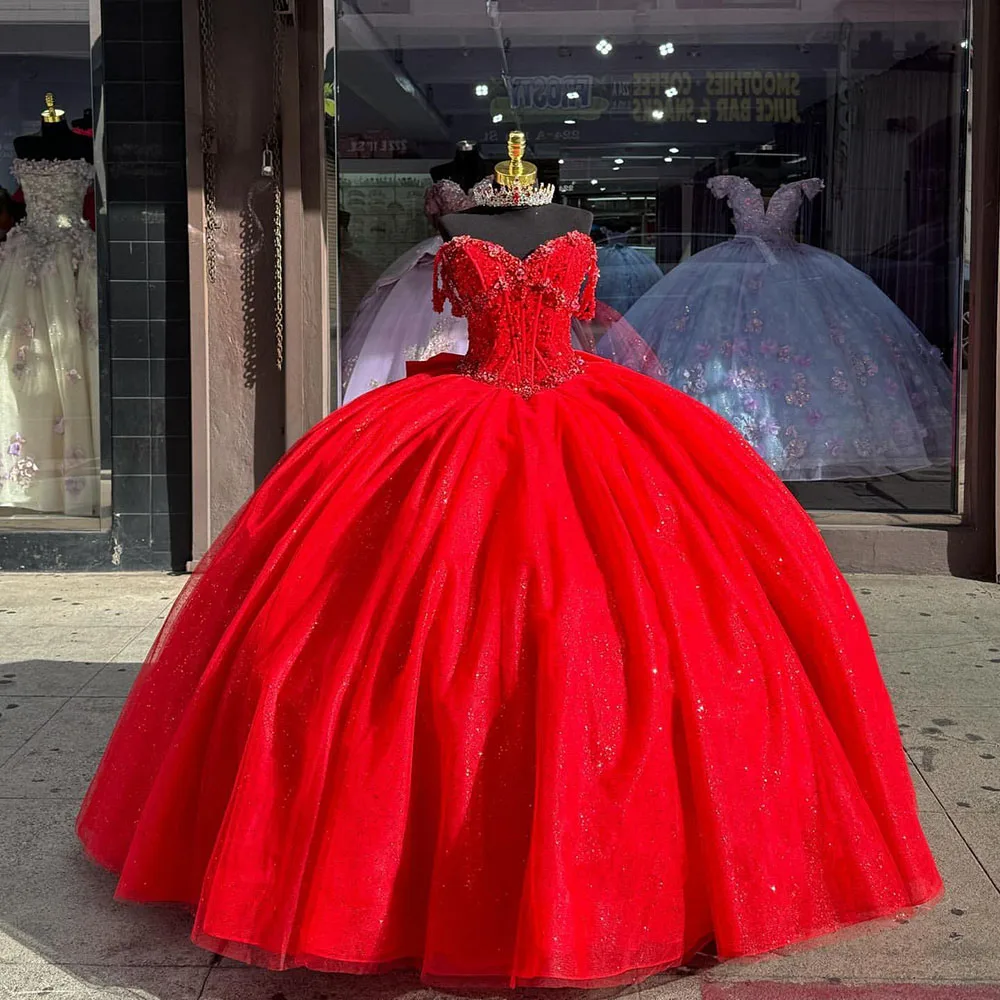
[78,231,941,988]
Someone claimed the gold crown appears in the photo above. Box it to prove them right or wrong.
[473,131,554,206]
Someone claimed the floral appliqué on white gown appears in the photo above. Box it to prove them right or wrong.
[0,157,99,515]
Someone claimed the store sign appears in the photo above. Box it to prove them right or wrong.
[492,75,609,121]
[620,70,803,124]
[510,75,593,111]
[340,131,409,157]
[482,66,808,131]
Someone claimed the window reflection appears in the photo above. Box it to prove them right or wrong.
[326,1,970,513]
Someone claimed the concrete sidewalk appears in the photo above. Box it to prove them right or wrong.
[0,572,997,1000]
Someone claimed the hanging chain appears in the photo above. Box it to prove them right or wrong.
[197,0,219,282]
[267,0,288,370]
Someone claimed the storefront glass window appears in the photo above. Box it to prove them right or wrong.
[0,10,103,526]
[325,1,970,514]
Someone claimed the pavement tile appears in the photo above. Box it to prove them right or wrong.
[878,640,1000,706]
[80,626,162,697]
[898,704,1000,814]
[0,698,125,799]
[199,967,704,1000]
[0,963,206,999]
[0,574,184,630]
[0,696,67,770]
[949,811,1000,887]
[702,984,1000,998]
[0,799,212,968]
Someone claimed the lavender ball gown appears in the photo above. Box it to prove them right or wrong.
[341,182,474,405]
[598,176,954,481]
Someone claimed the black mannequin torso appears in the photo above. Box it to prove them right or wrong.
[439,203,594,259]
[430,141,493,192]
[14,120,93,163]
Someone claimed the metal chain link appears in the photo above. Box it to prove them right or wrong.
[197,0,219,282]
[268,0,287,371]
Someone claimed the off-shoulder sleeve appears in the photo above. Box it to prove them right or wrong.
[800,178,825,201]
[432,240,467,318]
[707,174,741,202]
[574,240,599,321]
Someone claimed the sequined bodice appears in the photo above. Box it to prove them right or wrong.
[12,158,93,232]
[433,231,597,394]
[708,175,823,245]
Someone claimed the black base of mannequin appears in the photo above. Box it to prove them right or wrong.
[439,203,593,259]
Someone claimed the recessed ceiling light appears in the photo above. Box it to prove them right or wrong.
[596,38,613,55]
[659,42,675,56]
[564,119,576,125]
[590,178,599,185]
[474,83,489,97]
[663,156,673,163]
[614,157,624,164]
[651,108,665,121]
[669,146,680,154]
[492,113,503,123]
[696,117,708,124]
[599,186,606,191]
[566,90,580,100]
[558,158,565,165]
[612,166,620,171]
[665,86,679,98]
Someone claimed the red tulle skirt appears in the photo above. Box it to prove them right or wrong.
[77,355,941,988]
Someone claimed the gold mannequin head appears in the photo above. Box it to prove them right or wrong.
[40,92,65,124]
[493,131,538,191]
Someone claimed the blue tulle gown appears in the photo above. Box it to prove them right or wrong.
[598,176,954,481]
[595,235,663,316]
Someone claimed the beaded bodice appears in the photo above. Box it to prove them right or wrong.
[433,231,597,394]
[13,158,92,231]
[2,158,95,280]
[708,175,823,245]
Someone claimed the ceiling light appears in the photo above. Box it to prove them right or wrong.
[663,156,673,163]
[590,178,599,185]
[659,42,675,56]
[651,108,664,121]
[474,83,489,97]
[566,90,580,100]
[665,86,679,98]
[564,119,576,125]
[558,158,565,164]
[669,146,679,154]
[614,157,624,164]
[612,166,620,171]
[492,113,503,123]
[595,38,613,55]
[600,186,606,191]
[696,117,708,124]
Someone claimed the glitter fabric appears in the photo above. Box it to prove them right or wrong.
[78,232,941,989]
[598,175,954,481]
[432,232,595,394]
